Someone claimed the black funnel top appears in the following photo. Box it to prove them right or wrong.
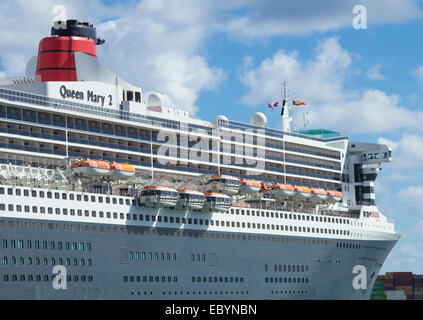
[51,19,105,45]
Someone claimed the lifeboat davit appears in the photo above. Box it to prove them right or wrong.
[209,175,240,195]
[176,189,206,210]
[71,159,110,177]
[326,190,342,203]
[239,179,262,194]
[294,185,312,199]
[267,183,295,198]
[311,188,328,202]
[109,162,135,180]
[204,192,232,213]
[139,186,179,208]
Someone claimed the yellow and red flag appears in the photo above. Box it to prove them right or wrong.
[293,100,306,106]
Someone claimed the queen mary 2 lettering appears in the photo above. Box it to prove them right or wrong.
[59,85,109,107]
[0,18,401,300]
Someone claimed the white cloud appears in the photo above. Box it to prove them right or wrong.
[0,1,421,115]
[398,185,423,202]
[220,0,423,41]
[385,241,423,273]
[142,52,226,113]
[96,0,226,114]
[378,134,423,169]
[397,185,423,216]
[0,71,5,78]
[414,65,423,86]
[0,0,225,114]
[412,220,423,235]
[240,37,423,134]
[366,65,385,80]
[0,0,125,76]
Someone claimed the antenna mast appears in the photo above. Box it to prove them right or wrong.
[280,81,292,132]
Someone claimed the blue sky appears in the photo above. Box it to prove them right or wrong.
[0,0,423,274]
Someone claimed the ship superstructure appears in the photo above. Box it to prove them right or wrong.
[0,19,400,300]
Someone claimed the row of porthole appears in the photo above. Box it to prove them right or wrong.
[2,274,93,282]
[1,256,92,267]
[130,290,250,296]
[123,275,178,283]
[1,239,92,252]
[0,217,347,250]
[0,187,351,228]
[270,290,308,295]
[0,202,352,238]
[128,251,176,262]
[230,209,349,225]
[336,242,361,249]
[191,276,245,284]
[0,187,130,206]
[266,264,310,272]
[265,277,309,284]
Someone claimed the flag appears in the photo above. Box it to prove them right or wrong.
[268,102,279,110]
[293,100,306,106]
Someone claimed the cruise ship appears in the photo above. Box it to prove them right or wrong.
[0,19,401,300]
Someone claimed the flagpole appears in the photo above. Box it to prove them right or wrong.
[280,81,291,132]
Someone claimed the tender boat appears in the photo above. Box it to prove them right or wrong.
[139,186,179,208]
[176,189,206,210]
[204,192,232,212]
[208,175,240,195]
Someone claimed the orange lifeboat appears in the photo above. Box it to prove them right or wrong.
[311,188,328,202]
[239,179,262,194]
[259,182,272,193]
[327,190,342,203]
[294,185,312,199]
[268,183,295,198]
[71,159,110,176]
[109,162,135,180]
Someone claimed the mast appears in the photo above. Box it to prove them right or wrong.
[280,81,292,132]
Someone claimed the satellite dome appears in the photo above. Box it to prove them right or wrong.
[148,92,164,107]
[251,112,267,127]
[213,115,229,127]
